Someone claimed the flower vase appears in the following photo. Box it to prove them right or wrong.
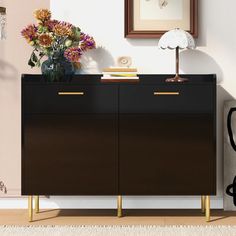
[41,56,75,82]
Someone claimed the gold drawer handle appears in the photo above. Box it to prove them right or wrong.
[58,92,84,96]
[154,92,180,96]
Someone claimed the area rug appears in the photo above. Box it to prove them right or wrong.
[0,225,236,236]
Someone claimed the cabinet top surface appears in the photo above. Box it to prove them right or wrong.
[22,74,216,85]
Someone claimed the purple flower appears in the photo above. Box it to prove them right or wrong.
[44,20,60,31]
[80,32,96,51]
[21,24,38,42]
[64,47,82,63]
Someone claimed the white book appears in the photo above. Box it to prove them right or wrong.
[102,72,138,75]
[102,74,138,78]
[109,67,137,69]
[101,76,139,80]
[103,67,138,72]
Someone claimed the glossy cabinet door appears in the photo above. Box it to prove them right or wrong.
[22,84,118,195]
[119,84,216,195]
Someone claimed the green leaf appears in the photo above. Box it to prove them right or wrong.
[73,27,81,41]
[31,52,38,63]
[35,60,41,67]
[28,58,36,68]
[37,25,44,34]
[28,51,39,68]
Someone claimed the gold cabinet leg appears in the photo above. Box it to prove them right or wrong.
[35,196,39,213]
[28,196,33,222]
[117,196,122,217]
[201,196,206,213]
[205,196,210,222]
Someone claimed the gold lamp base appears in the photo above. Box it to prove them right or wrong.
[166,75,188,83]
[165,47,189,83]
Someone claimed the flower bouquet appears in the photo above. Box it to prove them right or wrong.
[21,9,96,81]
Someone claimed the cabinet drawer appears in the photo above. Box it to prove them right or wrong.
[120,84,214,113]
[23,85,118,114]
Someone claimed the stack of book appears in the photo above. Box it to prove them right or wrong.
[101,67,139,82]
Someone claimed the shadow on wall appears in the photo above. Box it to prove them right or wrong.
[79,47,115,74]
[195,0,207,47]
[0,60,18,80]
[180,50,223,83]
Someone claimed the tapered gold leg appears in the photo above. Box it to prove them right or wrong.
[28,196,33,222]
[35,196,39,213]
[117,196,122,217]
[201,196,206,213]
[205,196,210,222]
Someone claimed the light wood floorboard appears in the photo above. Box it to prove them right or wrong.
[0,210,236,226]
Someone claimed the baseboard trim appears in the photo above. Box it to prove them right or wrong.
[0,196,223,209]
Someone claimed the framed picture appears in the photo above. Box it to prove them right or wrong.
[125,0,198,38]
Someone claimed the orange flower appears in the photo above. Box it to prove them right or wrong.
[34,9,51,22]
[53,22,73,37]
[38,33,53,47]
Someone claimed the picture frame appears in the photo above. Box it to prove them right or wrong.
[125,0,198,38]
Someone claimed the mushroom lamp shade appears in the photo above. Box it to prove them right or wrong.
[158,28,195,82]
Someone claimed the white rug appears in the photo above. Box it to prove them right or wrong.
[0,226,236,236]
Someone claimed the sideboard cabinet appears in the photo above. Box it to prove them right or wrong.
[22,74,216,221]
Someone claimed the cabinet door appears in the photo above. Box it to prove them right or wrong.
[22,85,118,195]
[119,85,216,195]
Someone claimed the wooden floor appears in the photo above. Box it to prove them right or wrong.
[0,210,236,226]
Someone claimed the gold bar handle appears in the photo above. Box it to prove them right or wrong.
[154,92,180,96]
[58,92,84,96]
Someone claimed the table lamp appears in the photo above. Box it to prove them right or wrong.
[158,28,195,82]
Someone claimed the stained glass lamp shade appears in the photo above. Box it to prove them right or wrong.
[158,28,195,82]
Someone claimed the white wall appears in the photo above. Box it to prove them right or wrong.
[51,0,236,82]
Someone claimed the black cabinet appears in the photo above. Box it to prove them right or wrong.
[22,80,118,195]
[22,74,216,197]
[23,114,118,195]
[119,114,215,195]
[119,83,216,195]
